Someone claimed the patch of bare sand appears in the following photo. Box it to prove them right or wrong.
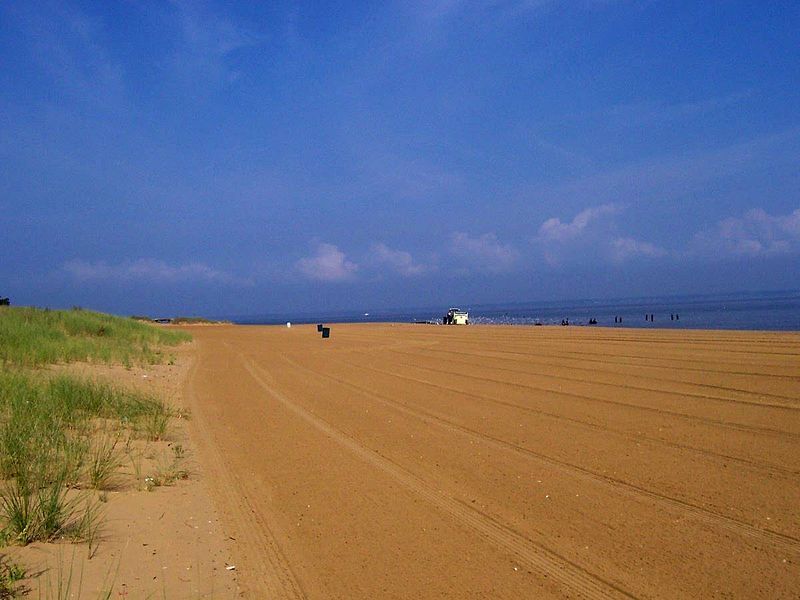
[184,323,799,599]
[4,342,240,598]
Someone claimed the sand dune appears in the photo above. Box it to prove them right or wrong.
[184,324,800,599]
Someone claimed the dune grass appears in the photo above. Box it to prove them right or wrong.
[0,371,174,546]
[0,307,190,367]
[0,306,191,555]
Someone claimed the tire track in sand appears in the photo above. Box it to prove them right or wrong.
[431,337,799,377]
[241,355,635,600]
[312,352,799,478]
[280,355,800,556]
[185,356,306,600]
[370,352,798,439]
[401,346,800,406]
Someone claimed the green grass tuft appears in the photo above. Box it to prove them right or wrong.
[0,555,25,599]
[85,432,123,491]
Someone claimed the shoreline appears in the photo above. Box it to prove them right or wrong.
[211,320,800,334]
[223,290,800,332]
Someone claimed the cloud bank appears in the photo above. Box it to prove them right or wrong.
[62,208,800,298]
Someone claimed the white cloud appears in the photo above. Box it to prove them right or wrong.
[690,208,800,258]
[450,232,518,272]
[63,259,250,285]
[610,237,667,262]
[537,203,618,242]
[370,244,431,276]
[535,204,669,265]
[296,243,358,282]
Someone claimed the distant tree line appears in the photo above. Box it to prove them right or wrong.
[0,297,9,306]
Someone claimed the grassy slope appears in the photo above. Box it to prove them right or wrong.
[0,307,190,367]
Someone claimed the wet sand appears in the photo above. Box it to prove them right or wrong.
[184,323,800,599]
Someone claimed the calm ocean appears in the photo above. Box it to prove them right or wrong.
[232,290,800,332]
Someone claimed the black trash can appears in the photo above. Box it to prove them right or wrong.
[321,327,330,338]
[317,323,324,332]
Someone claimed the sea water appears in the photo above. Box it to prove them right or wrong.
[468,290,800,331]
[234,290,800,332]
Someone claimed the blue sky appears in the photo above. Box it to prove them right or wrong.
[1,1,799,316]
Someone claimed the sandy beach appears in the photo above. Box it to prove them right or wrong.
[182,323,800,599]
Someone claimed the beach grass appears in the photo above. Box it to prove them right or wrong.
[0,306,190,367]
[0,556,25,598]
[0,306,190,553]
[0,370,174,545]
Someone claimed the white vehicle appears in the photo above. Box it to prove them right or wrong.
[444,307,469,325]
